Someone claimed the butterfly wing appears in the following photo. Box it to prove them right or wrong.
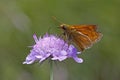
[71,31,92,51]
[71,25,102,43]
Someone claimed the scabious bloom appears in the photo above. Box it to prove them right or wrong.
[23,33,83,64]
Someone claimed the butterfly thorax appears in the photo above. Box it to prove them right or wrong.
[60,24,76,41]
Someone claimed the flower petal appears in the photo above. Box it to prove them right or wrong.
[52,56,67,61]
[61,50,67,55]
[73,56,83,63]
[33,34,38,43]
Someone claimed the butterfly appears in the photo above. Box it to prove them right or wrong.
[59,24,103,51]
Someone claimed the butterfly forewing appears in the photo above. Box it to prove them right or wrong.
[71,25,102,43]
[71,31,92,51]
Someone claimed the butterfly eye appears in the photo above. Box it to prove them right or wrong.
[63,26,66,30]
[60,25,66,30]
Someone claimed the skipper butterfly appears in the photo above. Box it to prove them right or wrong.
[59,24,103,51]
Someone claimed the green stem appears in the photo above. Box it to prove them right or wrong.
[50,60,53,80]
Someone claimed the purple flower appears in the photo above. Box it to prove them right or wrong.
[23,33,83,64]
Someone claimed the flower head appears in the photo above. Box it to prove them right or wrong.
[23,33,83,64]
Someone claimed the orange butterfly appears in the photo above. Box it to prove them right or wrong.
[59,24,103,51]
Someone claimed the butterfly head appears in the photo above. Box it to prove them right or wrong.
[60,24,69,31]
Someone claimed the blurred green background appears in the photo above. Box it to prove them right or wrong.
[0,0,120,80]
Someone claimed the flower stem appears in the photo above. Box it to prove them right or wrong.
[50,60,53,80]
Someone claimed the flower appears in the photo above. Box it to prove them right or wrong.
[23,33,83,64]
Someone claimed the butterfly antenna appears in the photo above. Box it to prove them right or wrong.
[52,16,64,24]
